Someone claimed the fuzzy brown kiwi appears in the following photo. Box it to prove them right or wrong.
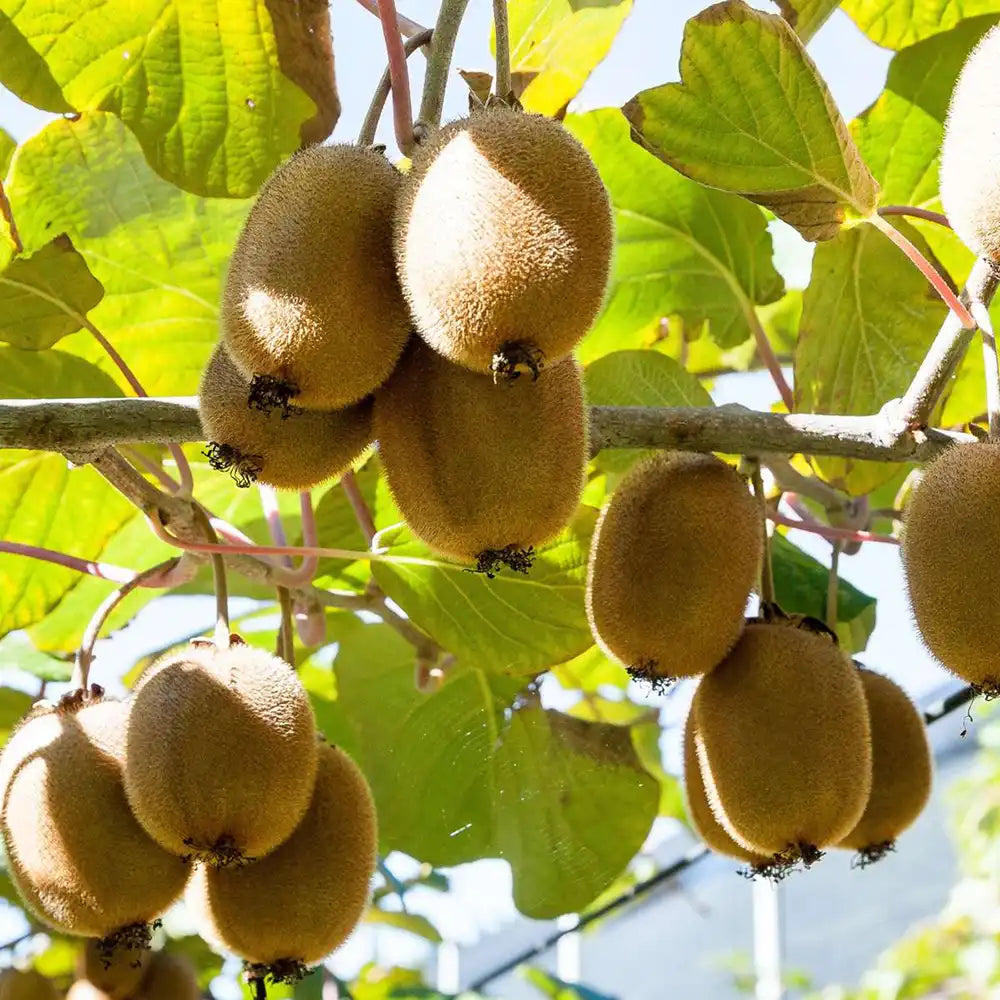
[188,743,376,981]
[374,338,587,574]
[586,452,762,688]
[902,442,1000,694]
[837,668,932,865]
[137,953,200,1000]
[394,107,613,379]
[199,343,374,490]
[222,143,410,412]
[683,706,770,868]
[78,937,150,999]
[123,641,318,866]
[0,969,60,1000]
[0,697,189,943]
[939,26,1000,262]
[693,621,872,877]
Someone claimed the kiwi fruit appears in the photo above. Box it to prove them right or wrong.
[903,442,1000,693]
[375,338,587,573]
[683,706,769,867]
[78,938,149,999]
[693,621,872,876]
[199,343,374,489]
[586,452,762,688]
[394,107,613,379]
[940,25,1000,262]
[0,696,189,942]
[0,969,60,1000]
[222,143,410,412]
[838,667,932,865]
[67,984,111,1000]
[188,742,376,980]
[124,640,318,866]
[138,953,199,1000]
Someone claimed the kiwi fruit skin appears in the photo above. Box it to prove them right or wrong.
[586,452,762,683]
[0,700,190,939]
[394,107,613,375]
[693,623,873,856]
[374,338,587,561]
[124,642,318,864]
[903,442,1000,690]
[838,668,932,854]
[198,343,374,490]
[137,953,200,1000]
[78,938,149,999]
[0,969,60,1000]
[188,742,377,966]
[683,706,768,865]
[940,26,1000,262]
[223,143,410,410]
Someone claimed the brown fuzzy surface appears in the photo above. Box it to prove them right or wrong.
[940,25,1000,262]
[683,706,768,865]
[124,643,318,862]
[693,623,873,856]
[585,452,762,681]
[188,743,377,966]
[222,144,410,409]
[903,442,1000,691]
[137,953,200,1000]
[0,969,61,1000]
[394,108,613,374]
[838,668,933,852]
[0,700,189,938]
[374,338,587,560]
[198,344,374,490]
[78,937,149,999]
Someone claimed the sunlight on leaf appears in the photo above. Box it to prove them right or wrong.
[774,0,841,42]
[842,0,1000,49]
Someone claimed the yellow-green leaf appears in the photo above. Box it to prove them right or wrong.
[842,0,1000,49]
[774,0,842,41]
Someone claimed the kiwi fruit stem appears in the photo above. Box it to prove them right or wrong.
[191,508,230,650]
[748,461,775,605]
[276,587,294,665]
[492,0,512,103]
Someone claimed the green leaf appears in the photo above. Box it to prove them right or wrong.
[623,1,878,241]
[566,109,784,360]
[0,632,71,682]
[771,532,877,653]
[0,687,34,745]
[334,620,658,917]
[371,508,597,676]
[503,0,633,115]
[0,345,123,399]
[774,0,842,41]
[842,0,1000,49]
[0,129,14,176]
[0,235,104,349]
[8,113,249,395]
[365,908,443,943]
[794,222,945,494]
[522,968,617,1000]
[0,0,336,197]
[0,455,135,636]
[552,645,628,692]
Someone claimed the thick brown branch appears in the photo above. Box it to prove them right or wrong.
[0,396,974,463]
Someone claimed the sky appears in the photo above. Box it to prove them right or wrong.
[0,0,963,991]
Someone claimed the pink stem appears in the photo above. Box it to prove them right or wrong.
[353,0,427,37]
[0,541,140,583]
[273,492,320,587]
[747,310,795,412]
[122,445,180,493]
[878,206,951,229]
[341,471,377,543]
[375,0,417,153]
[870,214,976,329]
[258,485,293,568]
[769,510,898,546]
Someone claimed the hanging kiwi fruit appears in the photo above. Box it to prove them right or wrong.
[693,620,873,878]
[0,696,189,947]
[222,144,411,413]
[0,969,60,1000]
[374,338,587,575]
[137,953,200,1000]
[124,640,318,866]
[394,106,613,380]
[902,441,1000,693]
[188,742,377,984]
[837,667,932,865]
[199,344,374,490]
[940,25,1000,262]
[586,452,762,688]
[77,937,150,999]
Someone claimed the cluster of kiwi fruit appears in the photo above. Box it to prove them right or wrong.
[586,453,932,876]
[199,104,613,575]
[0,634,377,994]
